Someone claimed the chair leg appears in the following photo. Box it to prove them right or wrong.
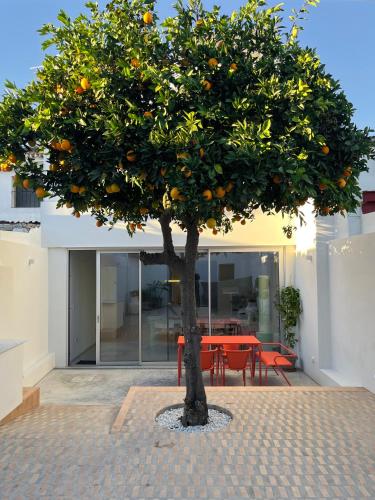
[222,365,225,386]
[265,367,268,385]
[242,369,246,386]
[210,369,213,386]
[259,359,262,385]
[279,368,292,386]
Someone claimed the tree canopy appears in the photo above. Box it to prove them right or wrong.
[0,0,372,237]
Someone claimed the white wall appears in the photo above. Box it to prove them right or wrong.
[48,248,69,368]
[0,229,54,385]
[41,199,295,249]
[0,342,24,420]
[0,171,41,223]
[328,233,375,392]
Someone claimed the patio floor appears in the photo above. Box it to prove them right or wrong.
[0,386,374,499]
[38,367,317,405]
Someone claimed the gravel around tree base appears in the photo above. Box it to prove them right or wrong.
[156,407,232,433]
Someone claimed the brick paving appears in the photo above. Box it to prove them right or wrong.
[0,387,375,499]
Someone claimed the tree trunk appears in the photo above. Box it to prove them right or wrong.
[180,223,208,427]
[140,213,208,426]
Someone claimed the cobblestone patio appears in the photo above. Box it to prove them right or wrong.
[1,386,374,499]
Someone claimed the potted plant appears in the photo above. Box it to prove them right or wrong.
[275,286,302,368]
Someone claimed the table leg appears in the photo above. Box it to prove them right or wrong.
[216,349,219,386]
[177,345,182,386]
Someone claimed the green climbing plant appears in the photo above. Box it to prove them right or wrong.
[276,286,302,349]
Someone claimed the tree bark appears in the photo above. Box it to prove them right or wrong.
[180,221,208,426]
[140,213,208,426]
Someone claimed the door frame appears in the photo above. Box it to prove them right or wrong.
[95,246,285,366]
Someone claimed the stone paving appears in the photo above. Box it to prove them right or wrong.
[0,386,374,499]
[38,368,317,405]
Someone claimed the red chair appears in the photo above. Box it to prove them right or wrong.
[256,342,297,386]
[200,348,218,385]
[221,349,251,386]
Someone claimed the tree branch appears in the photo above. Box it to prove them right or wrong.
[139,211,184,272]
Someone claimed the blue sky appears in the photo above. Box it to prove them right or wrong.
[0,0,374,130]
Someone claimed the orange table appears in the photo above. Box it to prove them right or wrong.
[177,335,261,386]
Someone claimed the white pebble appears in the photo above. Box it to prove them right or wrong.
[156,407,232,433]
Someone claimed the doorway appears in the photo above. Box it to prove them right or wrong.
[69,250,96,365]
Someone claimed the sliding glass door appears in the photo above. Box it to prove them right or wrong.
[96,249,281,364]
[99,253,139,363]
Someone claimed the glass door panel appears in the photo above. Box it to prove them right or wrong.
[99,253,139,363]
[141,264,180,362]
[141,252,208,362]
[210,251,280,339]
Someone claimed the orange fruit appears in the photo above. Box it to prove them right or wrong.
[170,187,180,200]
[66,202,73,209]
[96,220,103,227]
[230,63,238,72]
[322,207,331,216]
[49,164,58,172]
[196,19,204,27]
[343,167,352,177]
[206,218,216,229]
[160,167,167,176]
[110,183,120,193]
[80,78,90,90]
[319,183,327,191]
[137,223,143,230]
[129,223,136,232]
[215,186,226,198]
[208,57,218,68]
[8,153,16,164]
[22,179,30,189]
[225,182,234,193]
[74,211,81,218]
[143,11,153,24]
[79,186,86,194]
[144,111,153,118]
[199,147,205,158]
[321,145,330,155]
[337,178,347,189]
[35,187,46,198]
[241,219,246,225]
[233,215,241,222]
[203,189,213,201]
[105,185,113,194]
[212,229,218,235]
[131,58,140,68]
[203,80,213,91]
[60,139,72,151]
[75,86,84,94]
[181,166,192,178]
[176,152,190,160]
[126,150,137,162]
[56,84,64,94]
[139,207,149,215]
[272,175,282,184]
[199,228,204,233]
[70,185,80,194]
[178,194,187,202]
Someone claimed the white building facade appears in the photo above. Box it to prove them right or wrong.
[1,161,375,393]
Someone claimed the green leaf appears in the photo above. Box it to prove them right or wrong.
[57,10,70,26]
[214,163,223,174]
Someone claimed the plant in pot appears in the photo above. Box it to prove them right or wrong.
[276,287,302,369]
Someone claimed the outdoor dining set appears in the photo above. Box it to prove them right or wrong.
[177,318,297,387]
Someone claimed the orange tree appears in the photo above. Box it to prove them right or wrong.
[0,0,373,425]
